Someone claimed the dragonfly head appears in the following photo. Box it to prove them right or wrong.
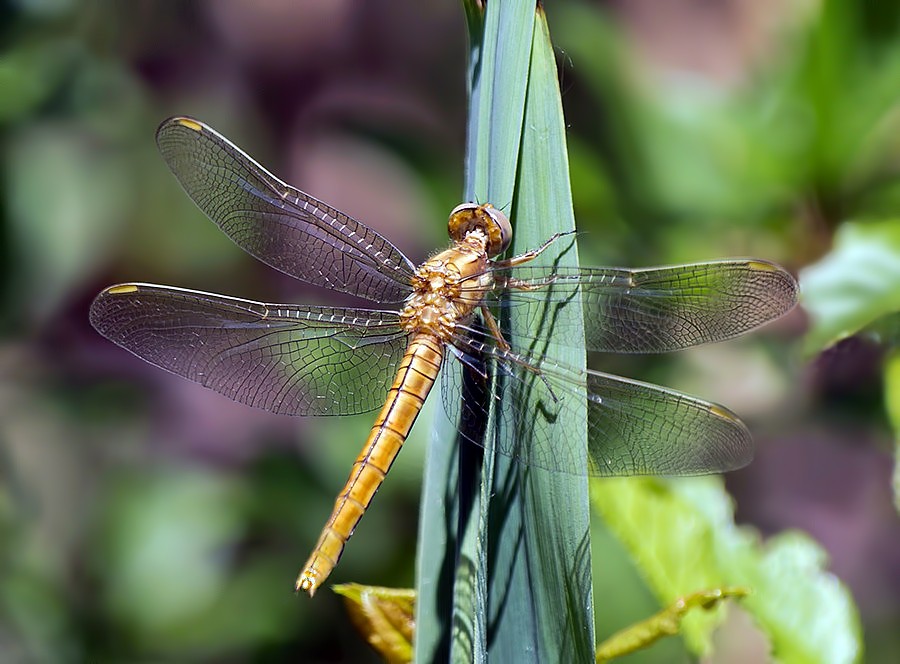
[447,203,512,257]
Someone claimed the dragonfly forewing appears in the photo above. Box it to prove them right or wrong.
[90,284,410,416]
[471,260,798,354]
[156,117,416,303]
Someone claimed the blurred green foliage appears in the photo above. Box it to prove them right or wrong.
[1,0,899,662]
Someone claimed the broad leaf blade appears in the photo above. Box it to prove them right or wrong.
[800,220,900,355]
[592,477,862,663]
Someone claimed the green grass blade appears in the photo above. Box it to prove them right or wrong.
[415,3,534,661]
[415,3,593,662]
[486,10,593,661]
[463,1,533,206]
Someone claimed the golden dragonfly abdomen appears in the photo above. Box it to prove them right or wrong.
[297,333,443,595]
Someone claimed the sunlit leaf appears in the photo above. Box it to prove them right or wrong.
[99,470,243,635]
[334,584,415,664]
[592,477,862,663]
[800,220,900,354]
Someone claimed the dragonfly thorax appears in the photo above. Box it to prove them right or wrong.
[399,237,495,340]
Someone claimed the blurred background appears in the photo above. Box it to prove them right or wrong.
[2,0,899,662]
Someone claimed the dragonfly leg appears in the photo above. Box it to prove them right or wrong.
[492,229,576,268]
[495,345,562,404]
[480,305,510,352]
[448,343,491,381]
[475,307,563,405]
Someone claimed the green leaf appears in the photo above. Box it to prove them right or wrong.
[592,477,862,663]
[883,351,900,513]
[800,220,900,354]
[333,584,415,664]
[415,3,593,662]
[553,1,900,235]
[95,468,301,654]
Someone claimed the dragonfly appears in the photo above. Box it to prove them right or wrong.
[90,116,799,596]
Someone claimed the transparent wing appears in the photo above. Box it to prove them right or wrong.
[156,117,416,303]
[444,332,752,477]
[90,283,409,415]
[470,260,798,354]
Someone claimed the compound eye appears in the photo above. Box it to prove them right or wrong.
[447,203,512,256]
[481,205,512,255]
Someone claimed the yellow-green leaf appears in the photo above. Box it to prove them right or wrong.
[334,584,415,664]
[592,477,862,663]
[801,220,900,355]
[883,350,900,513]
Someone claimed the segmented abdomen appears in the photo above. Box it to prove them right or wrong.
[296,332,444,595]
